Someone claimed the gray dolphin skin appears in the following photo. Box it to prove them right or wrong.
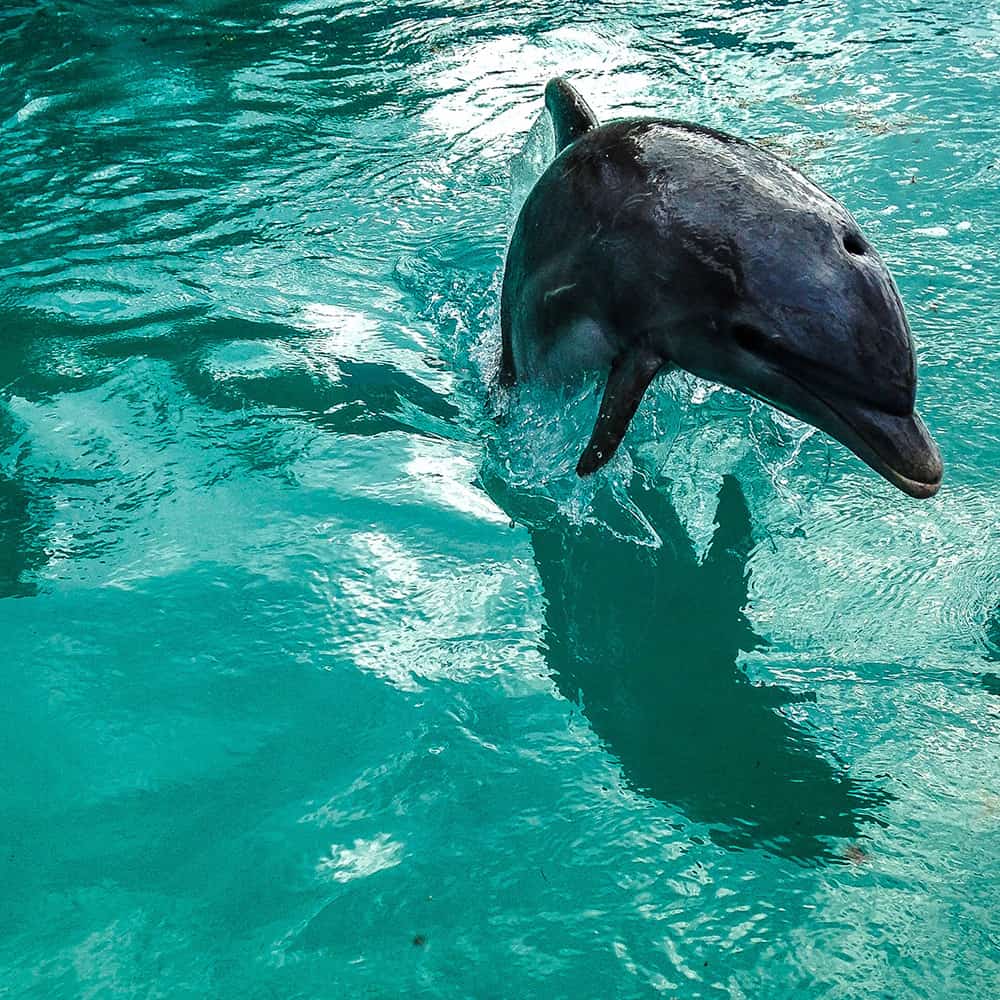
[500,78,943,498]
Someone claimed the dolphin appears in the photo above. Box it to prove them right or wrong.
[500,78,943,498]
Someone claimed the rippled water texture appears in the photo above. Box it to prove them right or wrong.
[1,1,998,997]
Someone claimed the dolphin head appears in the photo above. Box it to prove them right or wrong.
[651,133,943,498]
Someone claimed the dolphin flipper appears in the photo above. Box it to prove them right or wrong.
[577,351,666,476]
[545,78,598,152]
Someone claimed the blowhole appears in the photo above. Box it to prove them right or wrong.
[843,233,866,256]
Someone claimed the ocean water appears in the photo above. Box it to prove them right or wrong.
[1,1,998,997]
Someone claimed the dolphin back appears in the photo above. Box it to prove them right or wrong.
[545,77,598,151]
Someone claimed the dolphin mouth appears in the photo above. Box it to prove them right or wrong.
[781,376,943,499]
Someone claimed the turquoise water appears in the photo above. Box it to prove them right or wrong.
[1,0,998,996]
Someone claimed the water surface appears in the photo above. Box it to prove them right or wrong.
[1,1,998,997]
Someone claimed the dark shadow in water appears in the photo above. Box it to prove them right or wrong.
[0,474,39,599]
[980,604,1000,663]
[977,606,1000,695]
[0,307,463,594]
[511,473,889,864]
[93,315,461,442]
[0,398,45,598]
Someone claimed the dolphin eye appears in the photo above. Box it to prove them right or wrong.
[732,322,778,357]
[843,233,866,255]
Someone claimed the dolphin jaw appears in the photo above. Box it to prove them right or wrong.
[758,372,943,499]
[877,463,942,500]
[813,393,943,499]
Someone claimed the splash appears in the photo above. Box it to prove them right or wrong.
[508,109,556,223]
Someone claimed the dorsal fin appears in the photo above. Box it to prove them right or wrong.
[545,77,598,152]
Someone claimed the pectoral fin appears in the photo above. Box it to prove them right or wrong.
[577,351,665,476]
[545,77,598,152]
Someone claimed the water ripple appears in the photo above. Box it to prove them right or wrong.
[1,1,997,997]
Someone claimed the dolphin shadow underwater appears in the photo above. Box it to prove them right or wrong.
[508,472,890,864]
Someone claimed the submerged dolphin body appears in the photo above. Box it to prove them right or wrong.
[500,79,943,498]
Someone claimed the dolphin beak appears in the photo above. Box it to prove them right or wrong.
[750,371,944,499]
[793,387,942,499]
[821,399,943,499]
